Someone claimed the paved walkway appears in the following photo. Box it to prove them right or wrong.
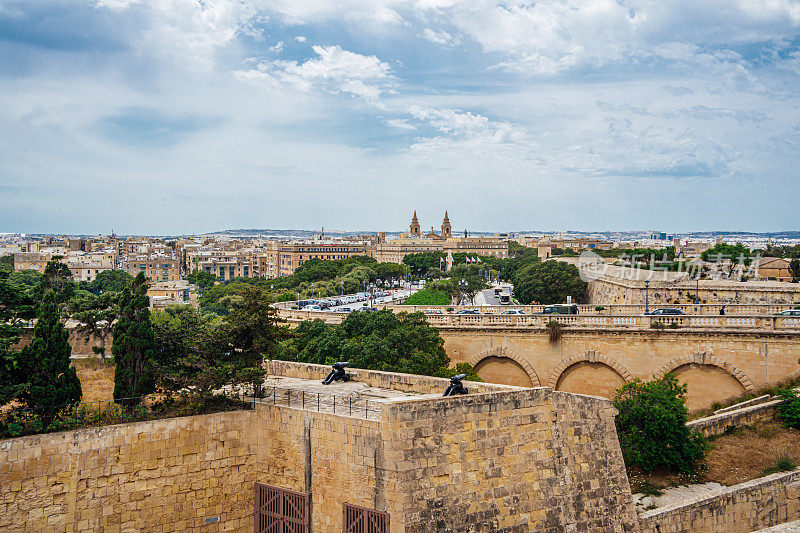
[754,520,800,532]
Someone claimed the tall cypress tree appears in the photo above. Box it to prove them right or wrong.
[14,290,82,421]
[112,272,155,403]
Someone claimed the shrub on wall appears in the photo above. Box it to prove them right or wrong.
[546,320,563,343]
[613,374,707,474]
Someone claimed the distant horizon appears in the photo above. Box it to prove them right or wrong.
[5,227,799,239]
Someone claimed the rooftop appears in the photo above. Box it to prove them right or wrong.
[261,360,525,420]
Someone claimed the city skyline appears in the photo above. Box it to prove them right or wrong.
[2,1,800,234]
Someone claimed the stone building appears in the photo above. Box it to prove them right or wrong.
[372,211,509,264]
[259,240,369,278]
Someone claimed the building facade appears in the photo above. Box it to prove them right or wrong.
[372,211,509,264]
[261,241,368,278]
[125,256,180,283]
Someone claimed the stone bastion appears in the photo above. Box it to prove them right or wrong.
[2,361,799,532]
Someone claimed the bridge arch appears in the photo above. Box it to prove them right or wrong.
[548,351,633,391]
[656,352,755,393]
[470,346,541,387]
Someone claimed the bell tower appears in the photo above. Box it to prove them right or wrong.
[410,211,421,237]
[441,210,452,239]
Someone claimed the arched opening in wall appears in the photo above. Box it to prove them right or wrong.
[555,362,626,399]
[671,364,746,411]
[474,356,534,387]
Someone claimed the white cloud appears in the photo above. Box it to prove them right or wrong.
[235,45,394,104]
[385,118,417,130]
[92,0,261,70]
[269,41,284,53]
[92,0,140,10]
[421,28,459,46]
[294,35,306,43]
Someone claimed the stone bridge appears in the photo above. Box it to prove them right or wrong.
[276,305,800,410]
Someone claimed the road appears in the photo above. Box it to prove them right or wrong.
[474,288,501,306]
[322,288,417,312]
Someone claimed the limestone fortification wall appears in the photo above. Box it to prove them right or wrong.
[0,411,258,532]
[14,326,109,357]
[638,471,800,533]
[587,273,800,306]
[381,388,639,532]
[4,359,798,532]
[441,328,800,411]
[687,398,784,437]
[253,404,385,531]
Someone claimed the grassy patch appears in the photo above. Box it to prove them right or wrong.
[633,480,663,497]
[702,422,800,485]
[402,289,451,306]
[760,453,797,477]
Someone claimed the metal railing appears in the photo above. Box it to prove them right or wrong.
[257,385,380,420]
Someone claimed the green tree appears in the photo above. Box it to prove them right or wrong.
[12,291,82,423]
[278,310,467,379]
[613,374,706,474]
[89,270,133,294]
[293,258,341,283]
[186,270,216,292]
[776,388,800,429]
[373,262,407,283]
[37,261,75,303]
[218,285,288,392]
[152,305,228,397]
[512,261,587,305]
[701,243,752,263]
[0,271,36,405]
[790,259,800,282]
[403,252,447,277]
[0,254,13,272]
[7,269,42,294]
[112,273,156,403]
[71,291,119,359]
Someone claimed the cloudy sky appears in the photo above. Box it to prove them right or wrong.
[1,0,799,234]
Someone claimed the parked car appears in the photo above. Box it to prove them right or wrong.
[423,309,444,315]
[644,308,686,316]
[777,309,800,316]
[500,309,526,315]
[455,309,481,315]
[302,304,322,312]
[356,307,378,313]
[540,304,578,315]
[336,307,352,313]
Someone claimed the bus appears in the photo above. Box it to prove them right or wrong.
[499,290,511,305]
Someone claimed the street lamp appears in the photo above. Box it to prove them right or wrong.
[695,275,700,304]
[459,278,468,305]
[644,280,650,315]
[340,280,344,296]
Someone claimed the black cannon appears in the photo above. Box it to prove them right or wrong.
[443,374,468,397]
[322,362,351,385]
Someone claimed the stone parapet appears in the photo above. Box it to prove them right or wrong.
[638,471,800,533]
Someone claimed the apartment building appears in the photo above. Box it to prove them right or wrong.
[125,255,180,283]
[195,256,258,281]
[13,251,116,282]
[261,241,368,278]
